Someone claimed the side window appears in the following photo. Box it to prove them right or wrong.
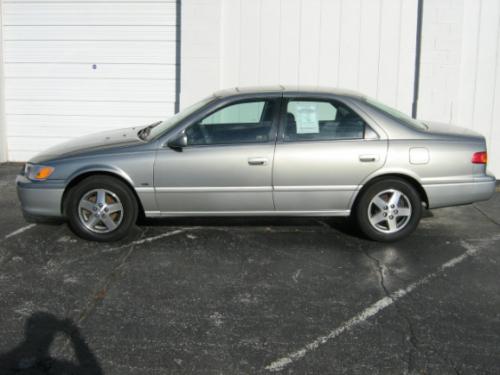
[284,100,366,141]
[186,100,275,146]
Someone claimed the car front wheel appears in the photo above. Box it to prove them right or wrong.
[66,175,138,242]
[355,178,422,242]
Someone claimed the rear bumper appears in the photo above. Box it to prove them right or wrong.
[16,175,65,218]
[423,175,496,209]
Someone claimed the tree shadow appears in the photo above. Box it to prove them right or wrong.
[0,312,103,374]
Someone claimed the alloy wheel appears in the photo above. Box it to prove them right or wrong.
[78,189,124,233]
[367,189,412,234]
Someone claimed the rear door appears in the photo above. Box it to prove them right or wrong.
[272,97,387,213]
[153,97,280,214]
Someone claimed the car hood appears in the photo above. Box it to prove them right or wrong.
[423,121,484,140]
[29,127,144,164]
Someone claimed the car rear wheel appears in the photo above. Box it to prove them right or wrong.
[66,176,138,241]
[355,178,422,242]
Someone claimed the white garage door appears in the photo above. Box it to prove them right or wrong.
[2,0,178,161]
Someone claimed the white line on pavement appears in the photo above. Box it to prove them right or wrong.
[265,237,497,372]
[4,223,37,239]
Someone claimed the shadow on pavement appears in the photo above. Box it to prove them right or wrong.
[0,312,103,375]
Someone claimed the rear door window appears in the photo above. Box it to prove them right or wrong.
[284,99,366,141]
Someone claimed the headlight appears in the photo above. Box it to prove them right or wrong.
[24,163,55,181]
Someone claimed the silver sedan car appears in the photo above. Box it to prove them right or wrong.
[16,86,496,242]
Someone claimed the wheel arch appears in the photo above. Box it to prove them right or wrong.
[350,173,429,212]
[61,169,145,218]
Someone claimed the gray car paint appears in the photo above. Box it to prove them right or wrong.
[16,86,496,219]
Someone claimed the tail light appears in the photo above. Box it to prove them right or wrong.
[472,151,487,164]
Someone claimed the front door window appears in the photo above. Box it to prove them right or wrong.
[185,100,277,146]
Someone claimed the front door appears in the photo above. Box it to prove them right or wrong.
[272,97,387,213]
[153,98,279,214]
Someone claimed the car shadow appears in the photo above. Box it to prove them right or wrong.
[137,209,435,240]
[137,215,370,240]
[0,312,103,375]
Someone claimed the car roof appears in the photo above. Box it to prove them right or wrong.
[213,85,366,99]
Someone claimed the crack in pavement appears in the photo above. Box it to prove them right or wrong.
[473,204,500,226]
[361,247,466,375]
[360,248,419,374]
[55,227,189,358]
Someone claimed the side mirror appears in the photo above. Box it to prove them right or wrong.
[167,132,187,150]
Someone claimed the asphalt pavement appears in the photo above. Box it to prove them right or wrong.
[0,163,499,374]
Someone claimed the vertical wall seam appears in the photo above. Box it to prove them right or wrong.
[317,0,323,86]
[356,0,362,90]
[375,0,383,98]
[336,0,343,86]
[487,6,500,148]
[0,0,7,161]
[470,0,483,130]
[297,0,302,84]
[237,0,242,85]
[174,0,181,113]
[257,0,262,84]
[277,0,282,83]
[218,0,224,89]
[395,0,403,107]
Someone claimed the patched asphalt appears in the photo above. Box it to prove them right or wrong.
[0,163,499,374]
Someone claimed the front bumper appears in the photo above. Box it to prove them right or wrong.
[423,174,497,209]
[16,175,65,218]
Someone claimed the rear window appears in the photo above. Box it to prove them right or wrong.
[362,97,427,131]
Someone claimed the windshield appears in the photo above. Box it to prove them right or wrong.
[362,97,427,131]
[144,95,215,140]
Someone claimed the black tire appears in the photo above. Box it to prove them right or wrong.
[65,175,138,242]
[355,178,422,242]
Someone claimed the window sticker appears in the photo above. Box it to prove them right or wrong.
[295,103,319,134]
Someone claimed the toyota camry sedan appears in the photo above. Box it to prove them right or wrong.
[16,86,496,242]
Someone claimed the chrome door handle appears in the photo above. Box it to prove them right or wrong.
[248,157,268,166]
[359,154,379,162]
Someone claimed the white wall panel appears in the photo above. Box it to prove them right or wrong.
[377,0,403,107]
[259,0,281,85]
[5,78,176,102]
[5,100,173,117]
[278,0,300,84]
[419,0,500,175]
[317,0,341,86]
[4,41,175,63]
[238,0,261,86]
[297,0,321,85]
[337,0,361,89]
[3,3,176,25]
[184,0,418,117]
[2,0,178,161]
[358,0,381,98]
[180,0,220,107]
[4,63,176,80]
[3,25,176,41]
[0,0,6,162]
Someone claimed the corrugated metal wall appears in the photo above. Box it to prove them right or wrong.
[1,0,178,161]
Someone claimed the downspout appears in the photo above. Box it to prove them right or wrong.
[411,0,424,119]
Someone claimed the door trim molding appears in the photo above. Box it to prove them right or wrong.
[145,209,351,217]
[154,186,272,193]
[274,185,360,192]
[148,185,360,193]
